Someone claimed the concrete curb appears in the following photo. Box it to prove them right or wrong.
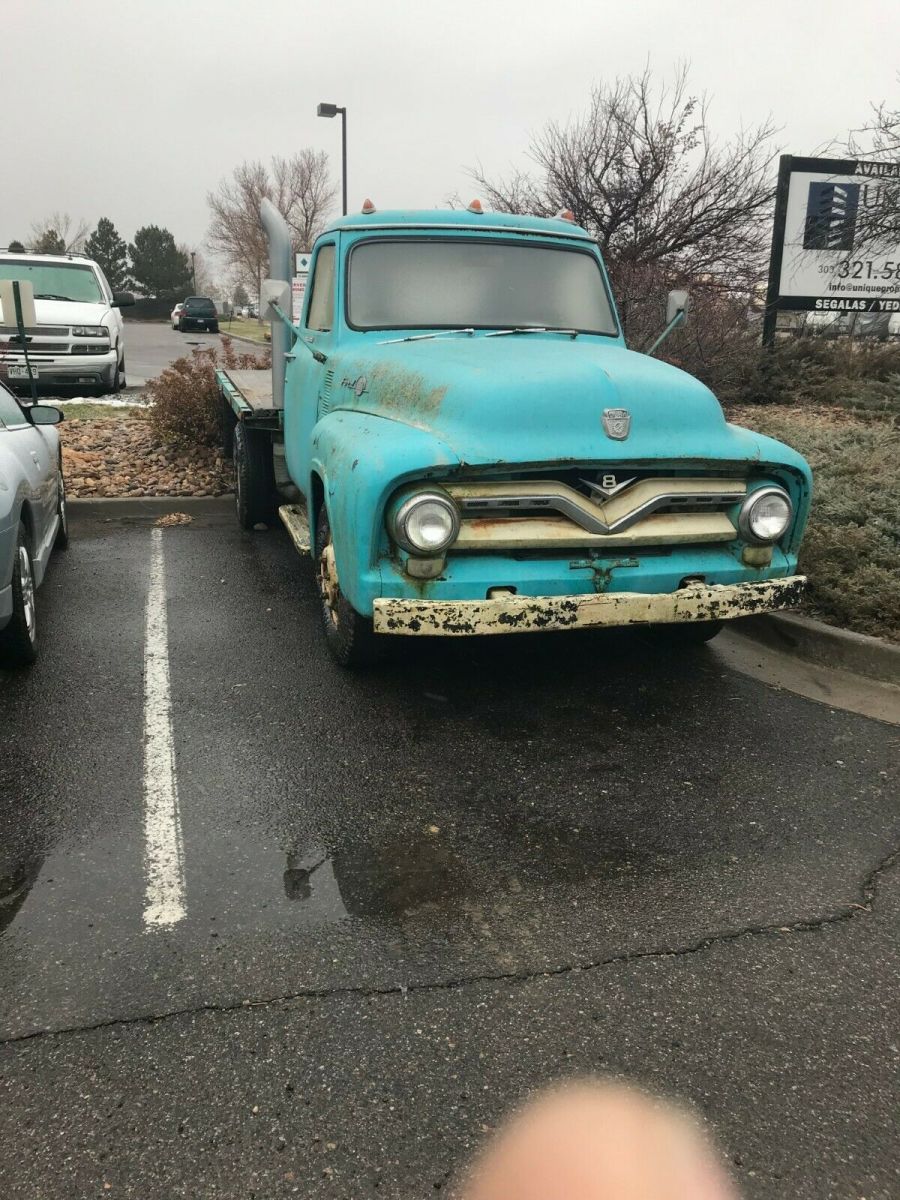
[735,611,900,685]
[218,328,271,349]
[69,495,234,519]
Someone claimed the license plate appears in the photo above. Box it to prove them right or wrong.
[7,364,38,379]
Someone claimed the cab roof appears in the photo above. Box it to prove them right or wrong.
[322,208,594,242]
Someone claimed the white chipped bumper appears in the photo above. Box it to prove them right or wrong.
[372,576,806,636]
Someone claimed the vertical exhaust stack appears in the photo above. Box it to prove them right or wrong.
[260,198,293,411]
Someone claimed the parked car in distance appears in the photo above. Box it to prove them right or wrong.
[0,383,67,666]
[171,302,184,329]
[0,250,133,395]
[178,296,219,333]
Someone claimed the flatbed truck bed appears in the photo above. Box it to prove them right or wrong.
[216,366,309,549]
[217,367,281,430]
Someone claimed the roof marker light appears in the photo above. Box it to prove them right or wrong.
[361,198,376,214]
[556,208,576,223]
[467,198,484,214]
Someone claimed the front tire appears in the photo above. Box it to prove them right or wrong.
[0,524,38,667]
[233,422,277,529]
[109,352,123,394]
[314,503,381,668]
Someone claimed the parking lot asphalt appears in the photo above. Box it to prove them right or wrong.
[122,320,225,388]
[1,505,897,1199]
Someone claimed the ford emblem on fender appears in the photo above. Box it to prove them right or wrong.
[602,408,631,440]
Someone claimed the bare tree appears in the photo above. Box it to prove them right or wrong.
[843,92,900,259]
[177,245,218,297]
[207,152,336,313]
[848,95,900,160]
[30,211,90,253]
[469,67,778,351]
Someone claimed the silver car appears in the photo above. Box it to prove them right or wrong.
[0,382,67,666]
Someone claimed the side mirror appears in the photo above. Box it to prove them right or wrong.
[111,291,135,308]
[261,278,292,321]
[28,404,63,425]
[646,291,692,356]
[666,290,690,325]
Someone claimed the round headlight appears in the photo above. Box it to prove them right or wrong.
[739,487,792,544]
[392,491,460,555]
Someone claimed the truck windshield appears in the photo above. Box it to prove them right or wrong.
[0,260,103,304]
[348,239,618,335]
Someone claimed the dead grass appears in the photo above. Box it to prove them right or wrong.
[726,404,900,642]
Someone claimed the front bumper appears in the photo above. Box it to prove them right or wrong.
[372,575,806,636]
[2,351,116,389]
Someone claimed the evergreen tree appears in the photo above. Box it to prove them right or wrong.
[85,218,128,289]
[32,229,66,254]
[127,225,192,298]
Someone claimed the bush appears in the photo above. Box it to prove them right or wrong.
[727,404,900,641]
[145,337,271,448]
[733,338,900,413]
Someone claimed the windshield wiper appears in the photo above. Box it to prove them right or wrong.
[377,328,475,345]
[34,293,77,302]
[485,326,579,338]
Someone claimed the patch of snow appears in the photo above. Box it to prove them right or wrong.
[52,395,150,408]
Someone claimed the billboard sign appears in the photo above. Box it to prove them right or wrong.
[764,155,900,340]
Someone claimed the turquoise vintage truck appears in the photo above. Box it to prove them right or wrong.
[217,200,810,666]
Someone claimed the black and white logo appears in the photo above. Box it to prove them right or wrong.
[803,181,860,251]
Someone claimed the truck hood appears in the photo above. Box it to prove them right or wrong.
[31,298,109,326]
[333,336,783,468]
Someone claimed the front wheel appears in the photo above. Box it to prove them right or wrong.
[0,524,38,667]
[315,503,381,668]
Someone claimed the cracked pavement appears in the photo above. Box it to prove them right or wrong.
[1,506,897,1198]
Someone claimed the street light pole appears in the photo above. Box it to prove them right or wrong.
[317,102,348,215]
[190,250,196,292]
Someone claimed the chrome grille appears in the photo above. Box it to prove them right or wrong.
[0,343,69,355]
[448,478,745,537]
[0,325,69,337]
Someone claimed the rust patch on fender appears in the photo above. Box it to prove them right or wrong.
[366,364,447,419]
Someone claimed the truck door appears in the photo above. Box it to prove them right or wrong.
[283,241,336,497]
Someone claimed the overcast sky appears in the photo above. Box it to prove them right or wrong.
[3,0,898,270]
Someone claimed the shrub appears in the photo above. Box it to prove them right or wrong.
[727,405,900,641]
[145,339,270,448]
[722,337,900,413]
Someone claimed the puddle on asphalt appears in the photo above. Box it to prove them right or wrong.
[274,819,631,925]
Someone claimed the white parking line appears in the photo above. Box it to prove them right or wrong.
[142,527,186,929]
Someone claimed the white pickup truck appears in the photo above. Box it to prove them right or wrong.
[0,250,134,395]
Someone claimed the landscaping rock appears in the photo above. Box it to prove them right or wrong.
[60,416,231,499]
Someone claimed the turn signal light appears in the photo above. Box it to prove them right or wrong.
[467,198,484,214]
[361,198,376,214]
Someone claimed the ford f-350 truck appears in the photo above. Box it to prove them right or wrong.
[217,200,810,667]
